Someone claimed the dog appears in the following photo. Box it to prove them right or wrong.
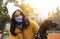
[37,19,58,39]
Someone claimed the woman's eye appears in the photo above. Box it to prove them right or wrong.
[15,15,19,17]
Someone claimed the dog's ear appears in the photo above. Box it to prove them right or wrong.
[41,19,53,29]
[42,19,52,25]
[45,19,52,23]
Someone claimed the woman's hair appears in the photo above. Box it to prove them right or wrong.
[10,10,30,36]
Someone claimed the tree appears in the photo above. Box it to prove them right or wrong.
[0,0,3,5]
[49,7,60,31]
[20,3,33,16]
[56,7,60,13]
[0,1,10,31]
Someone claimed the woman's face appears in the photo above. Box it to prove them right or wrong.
[14,10,22,18]
[14,10,23,23]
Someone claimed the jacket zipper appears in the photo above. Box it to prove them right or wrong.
[18,30,25,39]
[22,30,25,39]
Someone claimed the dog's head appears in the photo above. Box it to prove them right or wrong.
[41,19,58,29]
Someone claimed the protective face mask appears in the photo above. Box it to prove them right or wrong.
[15,16,23,22]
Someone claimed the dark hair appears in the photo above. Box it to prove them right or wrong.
[10,10,30,36]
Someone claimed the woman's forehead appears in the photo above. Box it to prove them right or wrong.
[14,10,21,15]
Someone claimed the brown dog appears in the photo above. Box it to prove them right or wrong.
[38,19,58,39]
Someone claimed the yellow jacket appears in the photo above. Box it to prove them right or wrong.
[9,20,39,39]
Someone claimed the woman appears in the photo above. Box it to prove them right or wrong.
[7,3,39,39]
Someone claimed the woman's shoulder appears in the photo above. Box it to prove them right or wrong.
[29,19,36,24]
[29,19,39,27]
[29,19,39,33]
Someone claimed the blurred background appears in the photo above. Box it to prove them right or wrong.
[0,0,60,39]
